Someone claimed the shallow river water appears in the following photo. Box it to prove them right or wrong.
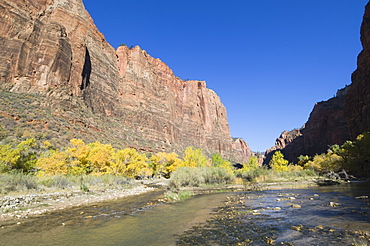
[1,182,370,246]
[0,190,233,246]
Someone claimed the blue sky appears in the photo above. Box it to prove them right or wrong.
[83,0,368,152]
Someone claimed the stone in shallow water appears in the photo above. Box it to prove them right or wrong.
[291,225,303,231]
[355,196,369,199]
[329,202,341,207]
[316,225,324,230]
[291,204,301,208]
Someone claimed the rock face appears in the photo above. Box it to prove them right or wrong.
[303,89,350,156]
[231,138,255,163]
[0,0,234,158]
[115,45,232,155]
[0,0,122,113]
[264,129,304,164]
[264,88,350,164]
[344,2,370,139]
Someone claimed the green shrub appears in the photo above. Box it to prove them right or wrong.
[254,169,317,183]
[37,175,73,189]
[164,190,194,201]
[200,167,234,184]
[169,167,205,188]
[169,167,235,189]
[0,173,38,194]
[80,183,90,192]
[82,174,133,187]
[240,166,270,181]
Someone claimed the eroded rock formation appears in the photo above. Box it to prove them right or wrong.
[0,0,236,159]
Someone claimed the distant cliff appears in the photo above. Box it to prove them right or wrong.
[0,0,247,160]
[265,2,370,164]
[264,88,350,164]
[231,138,255,163]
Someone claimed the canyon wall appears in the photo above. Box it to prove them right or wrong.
[115,45,232,155]
[344,2,370,139]
[264,89,350,164]
[265,2,370,164]
[0,0,246,160]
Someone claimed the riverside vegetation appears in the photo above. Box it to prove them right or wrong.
[0,131,369,207]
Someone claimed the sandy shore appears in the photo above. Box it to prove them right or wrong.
[0,185,156,222]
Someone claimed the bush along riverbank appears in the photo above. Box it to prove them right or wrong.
[0,169,321,222]
[3,139,364,222]
[0,173,156,221]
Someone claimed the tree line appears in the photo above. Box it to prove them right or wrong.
[0,138,239,178]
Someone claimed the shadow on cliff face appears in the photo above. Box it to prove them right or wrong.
[80,47,91,91]
[264,94,352,166]
[263,135,305,166]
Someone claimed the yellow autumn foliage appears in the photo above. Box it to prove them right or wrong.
[87,141,114,175]
[182,147,209,168]
[37,150,69,176]
[113,148,150,178]
[269,151,289,172]
[150,152,182,178]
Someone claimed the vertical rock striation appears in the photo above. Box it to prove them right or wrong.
[0,0,122,120]
[115,45,232,155]
[0,0,235,158]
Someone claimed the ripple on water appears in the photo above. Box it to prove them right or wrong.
[177,183,370,245]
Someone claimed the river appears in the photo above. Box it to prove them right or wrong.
[0,182,369,245]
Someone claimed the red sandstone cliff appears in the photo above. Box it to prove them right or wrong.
[231,138,255,163]
[115,45,232,155]
[0,0,235,158]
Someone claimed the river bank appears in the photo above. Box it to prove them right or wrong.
[0,178,321,222]
[0,185,156,222]
[1,180,369,245]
